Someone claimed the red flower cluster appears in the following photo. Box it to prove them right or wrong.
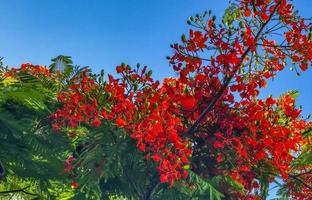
[64,155,75,173]
[8,0,309,199]
[101,67,193,187]
[167,0,312,198]
[49,70,102,131]
[3,63,51,78]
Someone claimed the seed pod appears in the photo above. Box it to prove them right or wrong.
[181,34,187,42]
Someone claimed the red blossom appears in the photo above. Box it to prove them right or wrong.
[91,118,101,127]
[71,181,79,189]
[115,116,126,127]
[32,0,311,198]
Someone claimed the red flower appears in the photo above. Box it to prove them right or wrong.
[244,8,251,17]
[151,153,162,162]
[64,156,75,173]
[300,62,308,71]
[216,153,223,163]
[91,118,101,127]
[180,96,196,110]
[101,110,108,119]
[160,174,168,183]
[71,181,79,189]
[115,116,126,127]
[265,96,276,105]
[253,182,259,189]
[213,141,224,149]
[116,65,124,73]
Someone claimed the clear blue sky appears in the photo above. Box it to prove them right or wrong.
[0,0,311,197]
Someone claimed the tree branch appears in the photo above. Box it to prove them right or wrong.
[141,175,160,200]
[255,43,293,48]
[288,173,312,191]
[0,160,5,180]
[0,186,38,196]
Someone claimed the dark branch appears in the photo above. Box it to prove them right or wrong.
[288,173,312,191]
[0,160,5,180]
[255,43,293,48]
[0,186,38,196]
[141,175,160,200]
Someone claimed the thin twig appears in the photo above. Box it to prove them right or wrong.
[288,173,312,191]
[0,186,38,196]
[141,175,160,200]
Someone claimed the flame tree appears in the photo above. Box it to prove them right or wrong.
[0,0,311,199]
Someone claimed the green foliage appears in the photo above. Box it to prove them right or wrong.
[212,175,246,194]
[178,172,224,200]
[222,4,241,27]
[0,68,74,199]
[50,55,74,73]
[69,121,151,199]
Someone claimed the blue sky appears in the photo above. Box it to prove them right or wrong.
[0,0,226,77]
[1,1,310,115]
[0,0,311,198]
